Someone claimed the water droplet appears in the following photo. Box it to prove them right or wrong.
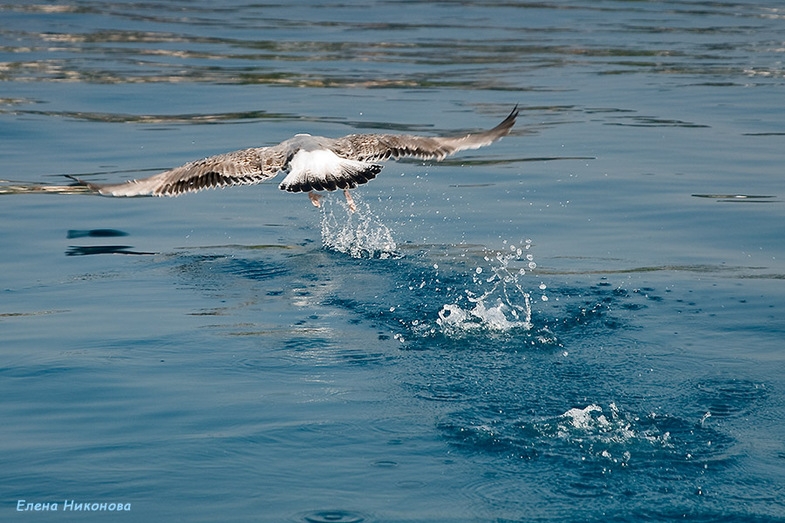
[319,194,397,258]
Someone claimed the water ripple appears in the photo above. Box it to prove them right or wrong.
[3,1,782,86]
[695,377,768,418]
[300,509,366,523]
[440,402,738,503]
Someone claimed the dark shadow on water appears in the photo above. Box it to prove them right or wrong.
[66,245,157,256]
[64,227,154,256]
[67,229,129,239]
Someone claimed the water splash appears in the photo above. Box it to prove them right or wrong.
[556,404,649,449]
[436,240,538,336]
[318,198,538,337]
[442,402,675,469]
[319,194,399,259]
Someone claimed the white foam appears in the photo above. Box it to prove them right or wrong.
[552,403,670,464]
[436,241,536,336]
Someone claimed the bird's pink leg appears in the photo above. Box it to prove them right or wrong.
[308,191,323,208]
[343,190,356,213]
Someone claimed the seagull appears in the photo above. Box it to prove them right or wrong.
[70,106,518,212]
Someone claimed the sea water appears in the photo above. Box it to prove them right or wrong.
[1,1,784,521]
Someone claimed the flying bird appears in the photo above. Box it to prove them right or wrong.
[70,106,518,212]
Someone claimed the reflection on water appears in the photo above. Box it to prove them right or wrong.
[67,228,129,238]
[692,193,779,203]
[65,245,155,256]
[0,180,91,195]
[64,228,153,256]
[2,1,784,87]
[6,108,296,124]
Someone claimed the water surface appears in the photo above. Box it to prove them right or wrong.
[1,1,784,521]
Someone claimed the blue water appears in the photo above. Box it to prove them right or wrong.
[2,1,785,521]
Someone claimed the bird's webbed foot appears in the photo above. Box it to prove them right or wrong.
[343,189,356,213]
[308,191,323,208]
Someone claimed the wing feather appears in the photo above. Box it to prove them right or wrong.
[328,105,518,163]
[76,147,282,197]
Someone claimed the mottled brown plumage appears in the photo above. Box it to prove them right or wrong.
[70,106,518,202]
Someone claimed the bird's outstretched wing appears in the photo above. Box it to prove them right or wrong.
[71,146,284,197]
[278,105,518,193]
[328,105,519,162]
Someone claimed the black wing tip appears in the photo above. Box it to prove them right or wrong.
[474,104,518,140]
[499,104,519,129]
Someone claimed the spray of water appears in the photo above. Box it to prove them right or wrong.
[319,195,541,336]
[319,194,399,259]
[437,240,540,336]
